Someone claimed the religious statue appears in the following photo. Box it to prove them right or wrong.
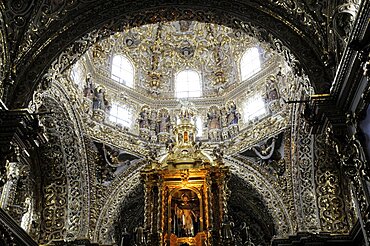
[166,139,175,154]
[20,197,32,232]
[226,101,240,125]
[138,107,150,129]
[134,226,146,246]
[221,215,235,243]
[149,110,158,133]
[265,76,279,102]
[213,145,224,161]
[92,87,105,110]
[239,222,253,246]
[251,139,275,161]
[174,194,198,237]
[83,73,94,98]
[120,228,131,246]
[220,107,228,128]
[206,108,221,129]
[179,20,192,32]
[159,111,171,133]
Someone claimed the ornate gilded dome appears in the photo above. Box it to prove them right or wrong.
[67,20,310,157]
[87,21,273,98]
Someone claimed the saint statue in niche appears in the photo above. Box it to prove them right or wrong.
[172,190,200,237]
[207,107,221,129]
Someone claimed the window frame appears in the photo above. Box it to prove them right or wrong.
[175,69,202,99]
[242,94,267,123]
[240,47,261,81]
[111,54,135,88]
[108,103,133,128]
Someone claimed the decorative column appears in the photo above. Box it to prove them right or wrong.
[325,116,370,244]
[209,158,232,246]
[143,178,153,240]
[0,107,47,243]
[0,160,20,210]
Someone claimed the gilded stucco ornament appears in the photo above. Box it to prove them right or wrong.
[22,10,340,244]
[91,21,273,99]
[314,133,350,233]
[29,77,90,243]
[292,114,321,232]
[225,157,294,236]
[3,0,347,108]
[0,1,368,245]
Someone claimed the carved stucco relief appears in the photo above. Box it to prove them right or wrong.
[35,82,89,243]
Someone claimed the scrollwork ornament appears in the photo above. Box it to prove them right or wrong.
[36,82,89,243]
[291,114,321,232]
[315,133,349,233]
[94,161,146,244]
[225,157,294,236]
[325,115,370,237]
[16,1,80,63]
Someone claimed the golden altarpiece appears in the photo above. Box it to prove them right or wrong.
[141,105,232,246]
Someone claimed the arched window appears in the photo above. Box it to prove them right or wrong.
[175,69,201,98]
[111,55,134,87]
[240,47,261,81]
[243,94,267,123]
[109,103,133,128]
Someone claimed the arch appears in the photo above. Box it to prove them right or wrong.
[228,174,276,244]
[111,54,134,87]
[0,8,7,99]
[225,156,294,236]
[114,183,145,244]
[29,73,90,242]
[94,156,294,244]
[94,161,146,244]
[175,69,201,98]
[169,187,201,198]
[36,90,89,243]
[6,2,331,108]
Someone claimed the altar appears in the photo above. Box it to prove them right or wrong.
[141,104,231,246]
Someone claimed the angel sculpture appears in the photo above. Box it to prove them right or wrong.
[251,137,276,161]
[241,134,285,176]
[102,144,139,168]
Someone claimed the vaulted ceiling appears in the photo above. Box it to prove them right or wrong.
[0,0,342,109]
[1,2,370,245]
